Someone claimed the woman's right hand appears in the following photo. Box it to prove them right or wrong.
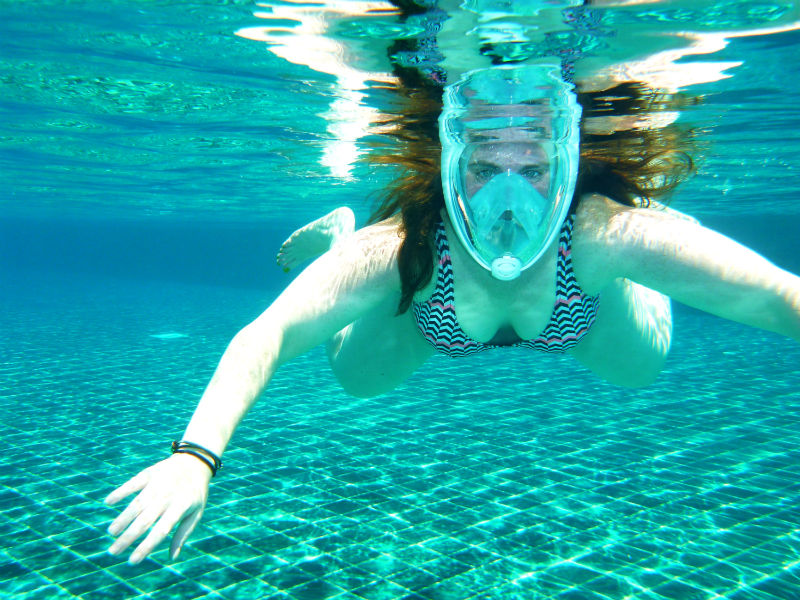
[105,453,213,564]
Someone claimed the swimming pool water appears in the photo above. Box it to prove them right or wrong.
[3,266,800,600]
[3,0,800,598]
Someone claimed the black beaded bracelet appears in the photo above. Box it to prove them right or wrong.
[171,440,223,476]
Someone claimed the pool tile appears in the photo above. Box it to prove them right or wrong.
[5,275,800,599]
[79,581,142,600]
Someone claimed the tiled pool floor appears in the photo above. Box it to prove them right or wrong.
[2,271,800,599]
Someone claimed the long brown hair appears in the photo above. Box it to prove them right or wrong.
[368,78,700,314]
[575,82,701,209]
[368,73,444,314]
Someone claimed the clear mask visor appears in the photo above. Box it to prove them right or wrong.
[440,65,581,279]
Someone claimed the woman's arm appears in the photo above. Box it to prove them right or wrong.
[105,223,402,563]
[180,223,402,458]
[582,199,800,341]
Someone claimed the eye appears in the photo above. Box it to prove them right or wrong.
[519,166,544,181]
[471,165,500,183]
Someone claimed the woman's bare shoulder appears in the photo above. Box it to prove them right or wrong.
[340,216,403,259]
[312,216,405,292]
[570,195,629,292]
[263,217,405,355]
[571,194,696,292]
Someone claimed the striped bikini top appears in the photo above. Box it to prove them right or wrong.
[412,216,600,357]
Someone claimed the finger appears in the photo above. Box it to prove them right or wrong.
[129,502,188,564]
[169,507,204,560]
[108,492,147,537]
[105,470,150,506]
[108,503,164,557]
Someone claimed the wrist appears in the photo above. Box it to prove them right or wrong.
[171,440,223,476]
[170,452,215,480]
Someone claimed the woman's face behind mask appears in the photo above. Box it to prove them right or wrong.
[456,139,565,280]
[463,142,551,198]
[461,143,555,278]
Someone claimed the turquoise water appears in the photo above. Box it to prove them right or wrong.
[3,1,800,599]
[4,269,800,600]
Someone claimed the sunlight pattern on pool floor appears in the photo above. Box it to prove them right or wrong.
[2,273,800,600]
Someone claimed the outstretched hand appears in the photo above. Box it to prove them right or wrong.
[105,453,213,564]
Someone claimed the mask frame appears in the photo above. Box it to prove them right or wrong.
[440,64,582,280]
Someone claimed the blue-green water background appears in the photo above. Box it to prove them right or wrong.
[3,1,800,599]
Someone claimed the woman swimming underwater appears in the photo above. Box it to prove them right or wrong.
[105,64,800,564]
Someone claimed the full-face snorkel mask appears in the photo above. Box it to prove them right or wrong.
[440,64,582,281]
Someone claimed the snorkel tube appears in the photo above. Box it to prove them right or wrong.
[439,64,582,280]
